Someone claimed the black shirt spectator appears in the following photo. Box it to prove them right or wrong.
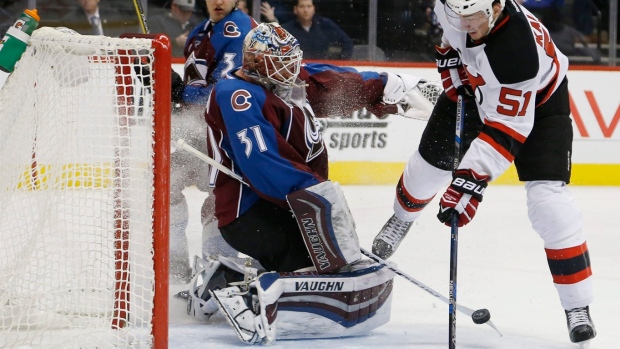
[282,0,353,60]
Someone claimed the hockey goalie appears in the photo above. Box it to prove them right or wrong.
[175,22,443,344]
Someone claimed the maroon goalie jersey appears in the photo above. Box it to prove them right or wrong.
[205,64,387,226]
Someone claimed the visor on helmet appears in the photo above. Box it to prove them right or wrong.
[445,8,491,32]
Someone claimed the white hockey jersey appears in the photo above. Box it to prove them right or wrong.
[435,0,569,180]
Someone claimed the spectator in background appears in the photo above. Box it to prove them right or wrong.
[259,1,295,23]
[236,1,292,24]
[62,0,135,37]
[260,1,277,22]
[542,5,601,63]
[149,0,199,57]
[518,0,563,20]
[572,0,595,39]
[282,0,353,60]
[237,0,249,14]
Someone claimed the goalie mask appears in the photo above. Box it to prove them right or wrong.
[444,0,505,35]
[242,23,303,88]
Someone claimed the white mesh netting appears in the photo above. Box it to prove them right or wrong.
[0,27,162,348]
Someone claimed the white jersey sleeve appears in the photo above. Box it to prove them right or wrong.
[435,0,569,180]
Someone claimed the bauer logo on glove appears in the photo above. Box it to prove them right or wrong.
[437,169,489,227]
[451,176,486,199]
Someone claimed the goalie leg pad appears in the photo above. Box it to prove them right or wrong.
[286,181,361,274]
[255,261,395,341]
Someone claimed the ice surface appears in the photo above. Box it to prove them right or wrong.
[171,185,619,348]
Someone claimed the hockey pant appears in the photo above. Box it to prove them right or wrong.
[287,181,362,274]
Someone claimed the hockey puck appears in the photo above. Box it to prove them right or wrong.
[471,308,491,324]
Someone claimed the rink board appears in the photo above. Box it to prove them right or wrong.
[3,62,617,186]
[197,63,620,186]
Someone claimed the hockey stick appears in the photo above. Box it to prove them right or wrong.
[175,139,250,186]
[132,0,150,34]
[449,94,466,349]
[360,248,502,336]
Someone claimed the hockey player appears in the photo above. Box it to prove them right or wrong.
[185,23,434,344]
[372,0,596,345]
[166,0,258,282]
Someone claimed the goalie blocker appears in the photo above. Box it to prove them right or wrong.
[211,260,395,344]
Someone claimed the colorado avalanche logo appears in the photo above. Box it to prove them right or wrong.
[303,107,324,162]
[223,21,241,38]
[184,52,208,85]
[231,89,252,111]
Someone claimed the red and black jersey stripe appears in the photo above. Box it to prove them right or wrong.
[479,120,527,163]
[545,242,592,284]
[396,175,435,213]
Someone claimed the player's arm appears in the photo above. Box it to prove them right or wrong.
[302,63,433,119]
[437,77,538,226]
[214,82,323,204]
[302,63,383,117]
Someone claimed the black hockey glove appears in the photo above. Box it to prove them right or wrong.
[171,70,185,104]
[437,169,489,227]
[133,58,184,104]
[133,57,152,87]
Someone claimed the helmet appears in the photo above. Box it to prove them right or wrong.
[444,0,505,34]
[242,23,303,87]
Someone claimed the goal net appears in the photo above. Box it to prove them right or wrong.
[0,27,171,348]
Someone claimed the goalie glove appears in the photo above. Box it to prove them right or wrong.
[380,72,442,121]
[437,169,489,227]
[133,57,185,104]
[435,45,474,103]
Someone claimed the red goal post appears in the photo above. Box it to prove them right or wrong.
[0,28,171,348]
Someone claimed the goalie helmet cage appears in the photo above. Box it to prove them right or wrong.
[0,28,171,348]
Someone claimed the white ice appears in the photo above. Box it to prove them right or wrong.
[170,185,619,348]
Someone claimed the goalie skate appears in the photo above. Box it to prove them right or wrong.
[372,214,413,259]
[210,286,265,344]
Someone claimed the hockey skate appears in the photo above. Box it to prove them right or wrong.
[372,214,413,259]
[180,255,261,321]
[210,286,266,344]
[565,306,596,347]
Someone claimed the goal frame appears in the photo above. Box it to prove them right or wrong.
[0,29,172,348]
[124,32,172,349]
